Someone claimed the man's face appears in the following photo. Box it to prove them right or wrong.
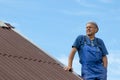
[86,23,97,36]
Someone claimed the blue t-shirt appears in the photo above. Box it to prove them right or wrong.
[72,35,108,56]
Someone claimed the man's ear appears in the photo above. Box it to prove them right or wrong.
[95,28,98,33]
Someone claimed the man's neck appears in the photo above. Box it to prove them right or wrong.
[87,35,95,40]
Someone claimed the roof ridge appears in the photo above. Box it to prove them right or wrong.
[0,21,15,29]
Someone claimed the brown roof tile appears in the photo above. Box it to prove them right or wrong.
[0,27,82,80]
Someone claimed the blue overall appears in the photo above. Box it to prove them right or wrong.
[72,35,108,80]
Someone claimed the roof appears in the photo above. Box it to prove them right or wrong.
[0,27,82,80]
[0,21,14,29]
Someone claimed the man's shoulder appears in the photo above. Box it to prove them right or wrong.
[95,37,104,44]
[75,35,85,43]
[76,35,85,39]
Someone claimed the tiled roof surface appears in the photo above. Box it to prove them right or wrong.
[0,28,82,80]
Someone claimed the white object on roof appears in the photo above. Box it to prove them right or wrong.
[0,21,8,27]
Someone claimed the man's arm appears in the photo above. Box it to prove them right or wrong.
[64,47,77,71]
[102,55,108,68]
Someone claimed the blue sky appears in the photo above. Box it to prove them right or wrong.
[1,0,120,79]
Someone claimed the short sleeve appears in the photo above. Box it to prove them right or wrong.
[98,39,108,56]
[72,35,83,50]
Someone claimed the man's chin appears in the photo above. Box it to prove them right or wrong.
[87,33,92,36]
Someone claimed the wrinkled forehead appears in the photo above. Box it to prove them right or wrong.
[86,23,96,28]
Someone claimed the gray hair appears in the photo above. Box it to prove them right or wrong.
[86,21,99,33]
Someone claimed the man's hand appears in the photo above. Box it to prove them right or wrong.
[64,66,73,72]
[102,55,108,68]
